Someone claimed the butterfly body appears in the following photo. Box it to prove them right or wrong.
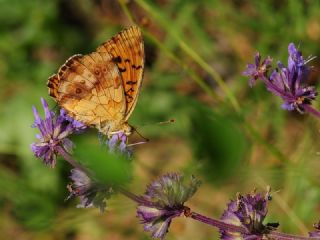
[47,26,144,138]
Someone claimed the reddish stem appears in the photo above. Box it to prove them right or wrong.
[189,211,248,234]
[117,186,147,204]
[57,146,88,173]
[303,104,320,118]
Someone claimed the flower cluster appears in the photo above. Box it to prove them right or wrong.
[31,98,86,167]
[31,98,131,211]
[220,188,277,240]
[66,168,113,212]
[137,173,201,239]
[243,43,318,116]
[107,132,132,157]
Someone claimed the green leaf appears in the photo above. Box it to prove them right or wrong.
[189,102,248,184]
[73,135,132,186]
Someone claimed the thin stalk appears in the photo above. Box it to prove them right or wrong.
[304,105,320,118]
[190,211,248,234]
[57,146,87,173]
[117,186,150,205]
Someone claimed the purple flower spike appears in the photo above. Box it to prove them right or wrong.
[266,68,317,113]
[30,98,86,167]
[220,187,278,240]
[309,222,320,237]
[60,108,87,132]
[137,173,201,240]
[245,43,319,116]
[66,168,113,212]
[243,52,272,87]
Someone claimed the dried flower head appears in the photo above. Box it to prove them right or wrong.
[66,168,113,212]
[137,173,201,240]
[220,187,278,240]
[31,98,85,167]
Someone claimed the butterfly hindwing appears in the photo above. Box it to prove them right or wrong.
[47,53,126,127]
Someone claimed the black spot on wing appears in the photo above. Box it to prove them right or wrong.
[132,64,142,70]
[112,56,122,63]
[118,67,126,72]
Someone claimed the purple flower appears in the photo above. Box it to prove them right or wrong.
[107,132,132,157]
[59,108,87,132]
[267,67,317,113]
[309,222,320,237]
[220,188,278,240]
[244,43,319,115]
[30,98,85,167]
[243,52,272,87]
[66,168,113,212]
[137,173,201,240]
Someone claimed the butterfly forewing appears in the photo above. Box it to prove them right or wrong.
[96,26,144,120]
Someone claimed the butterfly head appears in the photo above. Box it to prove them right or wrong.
[121,122,134,136]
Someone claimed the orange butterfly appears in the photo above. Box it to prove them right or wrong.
[47,26,144,138]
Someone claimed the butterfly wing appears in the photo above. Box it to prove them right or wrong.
[96,26,144,121]
[47,52,126,131]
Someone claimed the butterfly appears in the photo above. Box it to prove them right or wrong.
[47,26,144,138]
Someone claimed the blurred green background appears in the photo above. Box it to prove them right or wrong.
[1,0,320,239]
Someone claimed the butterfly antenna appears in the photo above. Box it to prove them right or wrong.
[139,118,176,127]
[126,126,149,147]
[128,119,175,147]
[158,119,175,125]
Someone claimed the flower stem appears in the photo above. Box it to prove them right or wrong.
[303,104,320,118]
[57,146,87,173]
[117,186,150,205]
[188,211,248,234]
